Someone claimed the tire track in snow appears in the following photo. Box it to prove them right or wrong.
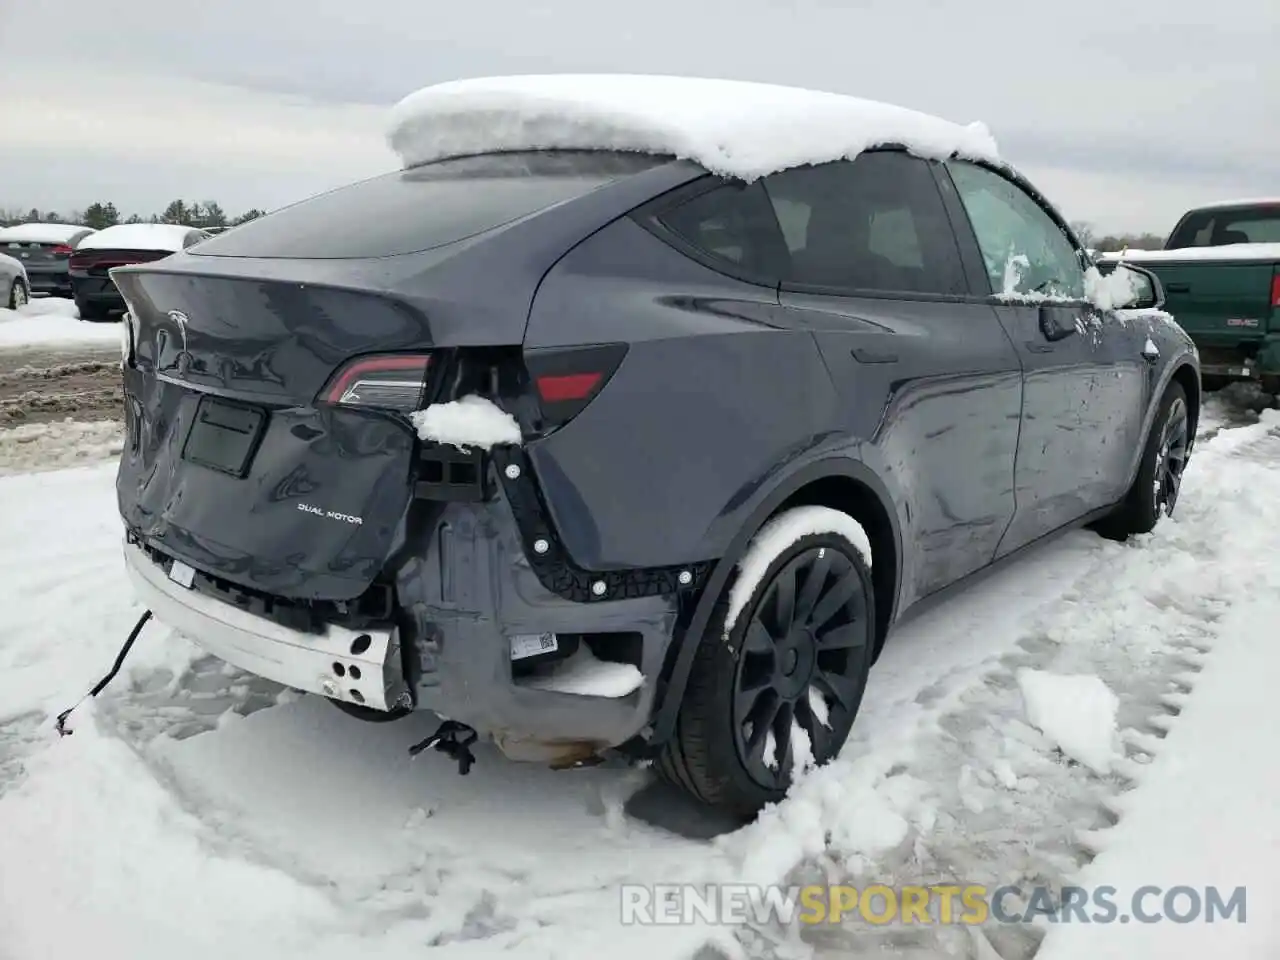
[785,413,1280,960]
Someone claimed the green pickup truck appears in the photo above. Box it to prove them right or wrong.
[1100,199,1280,393]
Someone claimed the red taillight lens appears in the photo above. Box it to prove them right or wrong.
[1271,272,1280,309]
[319,354,432,412]
[524,343,627,430]
[536,372,603,403]
[51,244,73,258]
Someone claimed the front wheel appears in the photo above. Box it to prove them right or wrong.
[1100,381,1190,538]
[657,506,876,818]
[7,279,27,310]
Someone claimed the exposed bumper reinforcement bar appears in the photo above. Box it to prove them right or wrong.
[122,539,411,712]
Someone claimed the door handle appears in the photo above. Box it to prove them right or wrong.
[1166,282,1190,293]
[1024,341,1055,353]
[851,347,898,364]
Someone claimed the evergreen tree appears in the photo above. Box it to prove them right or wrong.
[83,202,121,230]
[160,200,191,225]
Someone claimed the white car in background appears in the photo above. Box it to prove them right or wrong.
[0,250,30,309]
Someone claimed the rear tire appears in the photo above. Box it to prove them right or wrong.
[7,279,26,310]
[657,507,876,819]
[1098,381,1190,539]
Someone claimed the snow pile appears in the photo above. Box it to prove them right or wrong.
[1084,263,1146,311]
[409,394,521,451]
[0,420,123,476]
[1039,597,1280,960]
[8,296,79,319]
[1016,669,1120,775]
[0,301,122,346]
[522,647,645,698]
[0,222,93,245]
[387,75,1000,181]
[1099,242,1280,263]
[76,224,205,254]
[724,504,874,633]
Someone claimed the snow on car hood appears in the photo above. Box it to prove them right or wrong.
[75,224,204,253]
[387,74,1000,181]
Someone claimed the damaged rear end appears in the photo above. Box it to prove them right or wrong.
[113,151,703,756]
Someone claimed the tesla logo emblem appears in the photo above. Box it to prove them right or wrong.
[166,310,190,353]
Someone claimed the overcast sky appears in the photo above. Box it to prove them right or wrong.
[0,0,1274,234]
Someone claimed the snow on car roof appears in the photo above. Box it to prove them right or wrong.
[1100,243,1280,263]
[387,75,1000,181]
[0,222,94,245]
[75,223,207,253]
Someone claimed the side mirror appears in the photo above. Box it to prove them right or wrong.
[1112,262,1165,311]
[1039,304,1080,342]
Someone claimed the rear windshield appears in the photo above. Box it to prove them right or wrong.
[1167,205,1280,248]
[191,152,669,260]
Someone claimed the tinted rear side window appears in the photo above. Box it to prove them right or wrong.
[762,153,969,295]
[654,180,791,281]
[1167,206,1280,247]
[646,152,969,296]
[192,152,669,259]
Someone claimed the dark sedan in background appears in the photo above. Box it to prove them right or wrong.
[0,222,97,298]
[70,223,210,320]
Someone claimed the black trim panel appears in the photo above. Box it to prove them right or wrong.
[489,447,715,604]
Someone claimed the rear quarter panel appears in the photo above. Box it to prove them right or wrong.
[524,216,848,570]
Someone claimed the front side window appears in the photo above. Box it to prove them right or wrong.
[948,161,1086,300]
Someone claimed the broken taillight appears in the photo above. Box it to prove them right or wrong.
[318,354,432,412]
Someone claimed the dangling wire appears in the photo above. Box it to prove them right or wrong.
[55,609,153,736]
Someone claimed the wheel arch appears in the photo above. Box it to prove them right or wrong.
[647,456,903,747]
[1169,361,1200,445]
[1123,354,1200,492]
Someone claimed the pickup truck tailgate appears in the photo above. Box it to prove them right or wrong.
[1149,261,1276,341]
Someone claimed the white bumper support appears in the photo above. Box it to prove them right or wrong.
[123,539,411,712]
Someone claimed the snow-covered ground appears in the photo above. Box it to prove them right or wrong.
[0,397,1276,960]
[0,297,121,347]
